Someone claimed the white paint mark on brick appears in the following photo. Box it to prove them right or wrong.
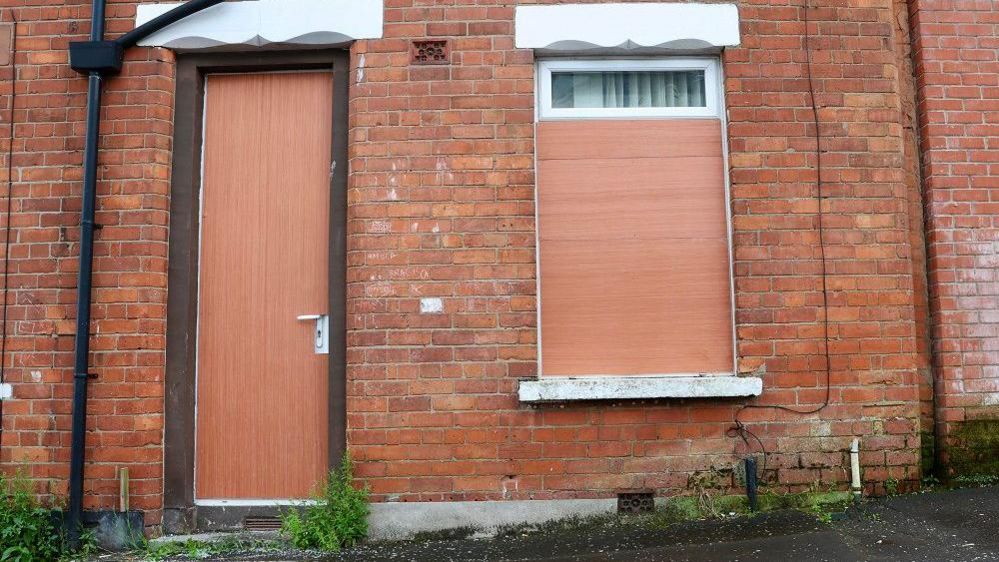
[0,383,11,400]
[435,157,449,186]
[501,476,518,500]
[357,53,365,83]
[811,422,832,437]
[420,298,444,314]
[368,282,395,297]
[30,370,42,383]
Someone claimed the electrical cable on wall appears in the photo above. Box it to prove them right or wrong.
[0,9,17,458]
[727,0,833,476]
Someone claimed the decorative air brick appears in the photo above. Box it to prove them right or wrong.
[410,39,449,65]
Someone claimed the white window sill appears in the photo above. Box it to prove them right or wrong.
[518,375,762,403]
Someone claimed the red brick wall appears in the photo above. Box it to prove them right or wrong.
[723,0,920,490]
[0,0,923,529]
[347,0,920,501]
[908,0,999,472]
[0,2,174,521]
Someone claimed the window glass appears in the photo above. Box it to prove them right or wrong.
[551,70,706,109]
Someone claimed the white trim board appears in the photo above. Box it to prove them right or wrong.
[134,0,384,49]
[515,3,740,53]
[519,375,762,403]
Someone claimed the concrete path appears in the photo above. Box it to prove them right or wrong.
[325,486,999,562]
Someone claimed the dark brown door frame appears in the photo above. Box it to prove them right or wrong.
[163,50,349,533]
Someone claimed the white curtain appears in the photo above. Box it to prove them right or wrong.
[552,70,705,109]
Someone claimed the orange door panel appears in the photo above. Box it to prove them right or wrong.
[196,72,332,499]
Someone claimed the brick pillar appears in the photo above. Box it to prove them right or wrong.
[909,0,999,477]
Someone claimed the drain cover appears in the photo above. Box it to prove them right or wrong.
[243,516,282,531]
[617,492,655,514]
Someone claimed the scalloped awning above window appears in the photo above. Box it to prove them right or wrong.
[134,0,383,49]
[515,3,740,53]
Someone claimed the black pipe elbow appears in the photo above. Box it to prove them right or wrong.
[69,40,122,75]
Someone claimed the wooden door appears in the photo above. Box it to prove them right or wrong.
[195,72,333,500]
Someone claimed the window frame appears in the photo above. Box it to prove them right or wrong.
[537,57,722,121]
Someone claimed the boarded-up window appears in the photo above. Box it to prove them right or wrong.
[536,59,733,376]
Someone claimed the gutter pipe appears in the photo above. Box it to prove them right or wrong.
[66,0,105,544]
[67,0,224,546]
[116,0,225,49]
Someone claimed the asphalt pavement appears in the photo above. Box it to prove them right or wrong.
[326,486,999,562]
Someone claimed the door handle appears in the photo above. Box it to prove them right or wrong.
[296,314,329,355]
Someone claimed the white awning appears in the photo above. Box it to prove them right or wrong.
[134,0,383,49]
[515,3,740,53]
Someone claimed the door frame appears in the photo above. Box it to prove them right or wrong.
[163,50,349,533]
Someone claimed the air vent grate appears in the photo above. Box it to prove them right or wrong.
[617,492,655,514]
[411,39,449,65]
[243,516,282,531]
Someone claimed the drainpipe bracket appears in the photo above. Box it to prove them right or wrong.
[69,40,123,75]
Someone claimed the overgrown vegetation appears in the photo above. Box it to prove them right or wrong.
[0,471,79,562]
[143,536,282,561]
[952,474,999,487]
[948,419,999,479]
[280,453,369,552]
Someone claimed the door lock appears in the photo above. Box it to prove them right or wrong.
[296,314,329,354]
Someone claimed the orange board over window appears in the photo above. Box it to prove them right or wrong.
[537,119,733,376]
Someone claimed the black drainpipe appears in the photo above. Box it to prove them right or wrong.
[67,0,224,545]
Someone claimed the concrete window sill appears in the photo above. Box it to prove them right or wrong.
[518,375,762,403]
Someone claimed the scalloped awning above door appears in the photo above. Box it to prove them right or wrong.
[134,0,383,49]
[515,3,740,53]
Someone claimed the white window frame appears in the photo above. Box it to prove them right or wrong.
[537,58,721,121]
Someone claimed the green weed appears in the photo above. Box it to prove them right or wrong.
[0,471,64,562]
[884,477,900,496]
[280,453,369,552]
